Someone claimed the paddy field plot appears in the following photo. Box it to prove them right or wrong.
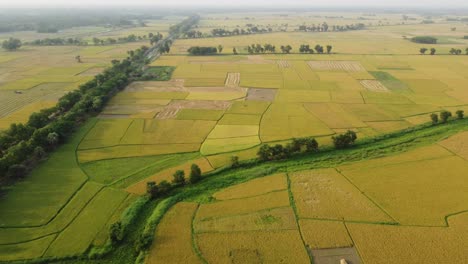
[146,203,201,264]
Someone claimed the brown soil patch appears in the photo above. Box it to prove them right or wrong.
[308,61,365,72]
[246,88,278,101]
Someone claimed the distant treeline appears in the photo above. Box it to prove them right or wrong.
[411,36,438,44]
[0,47,152,185]
[187,46,218,55]
[0,9,168,33]
[298,23,365,32]
[25,33,164,46]
[183,23,286,39]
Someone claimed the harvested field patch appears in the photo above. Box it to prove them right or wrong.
[218,114,261,125]
[225,72,241,87]
[308,61,365,72]
[299,220,353,249]
[196,230,310,264]
[195,207,296,233]
[146,202,201,264]
[360,80,389,92]
[246,88,277,101]
[213,173,288,200]
[197,191,290,220]
[290,169,393,222]
[126,157,213,195]
[311,247,361,264]
[342,156,468,225]
[347,213,468,264]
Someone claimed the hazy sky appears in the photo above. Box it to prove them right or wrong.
[1,0,467,7]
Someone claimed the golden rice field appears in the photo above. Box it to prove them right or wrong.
[146,130,468,264]
[2,10,468,264]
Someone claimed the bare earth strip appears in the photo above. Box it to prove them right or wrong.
[360,80,389,92]
[308,61,365,72]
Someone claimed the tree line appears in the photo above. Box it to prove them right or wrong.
[430,110,464,124]
[0,47,152,185]
[298,23,365,32]
[183,25,276,39]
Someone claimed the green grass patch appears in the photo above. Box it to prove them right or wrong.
[176,109,224,121]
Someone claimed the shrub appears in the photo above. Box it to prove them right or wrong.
[146,181,159,199]
[440,110,452,123]
[430,113,439,124]
[187,46,218,55]
[332,130,357,149]
[230,156,240,168]
[109,221,124,244]
[411,36,437,44]
[172,170,186,186]
[456,110,464,119]
[189,164,202,184]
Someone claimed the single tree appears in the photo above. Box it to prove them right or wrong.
[420,48,428,55]
[146,181,159,199]
[233,47,238,55]
[230,156,240,168]
[455,110,464,119]
[430,113,439,124]
[172,170,186,185]
[218,45,224,53]
[47,132,59,147]
[304,137,319,152]
[158,180,171,194]
[75,55,82,63]
[440,110,452,123]
[109,221,124,244]
[189,164,202,184]
[430,48,436,55]
[326,45,333,54]
[332,130,357,149]
[257,144,273,161]
[2,38,22,51]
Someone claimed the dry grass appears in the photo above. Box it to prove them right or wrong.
[308,61,365,72]
[225,72,241,87]
[360,80,389,92]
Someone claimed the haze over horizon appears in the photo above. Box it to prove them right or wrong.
[1,0,468,8]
